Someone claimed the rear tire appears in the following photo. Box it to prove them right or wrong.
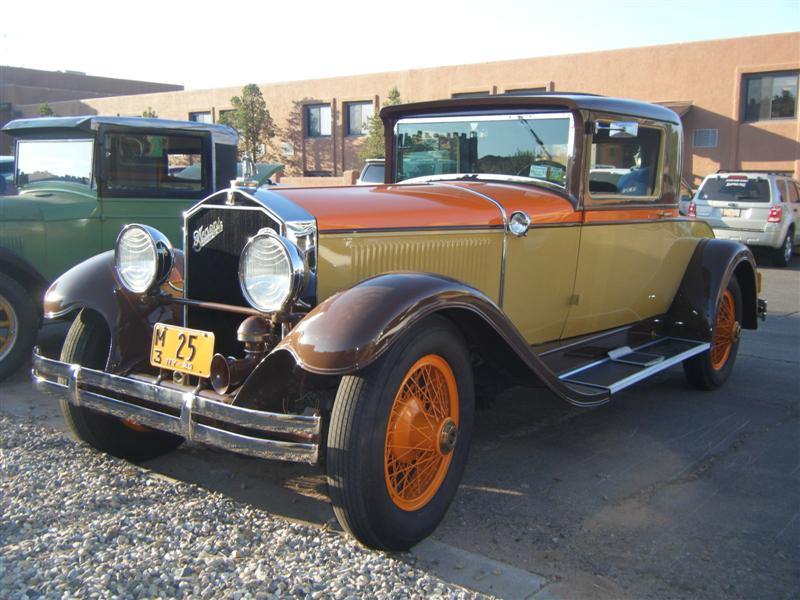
[683,277,742,390]
[59,309,183,462]
[326,316,474,551]
[772,228,793,267]
[0,273,38,381]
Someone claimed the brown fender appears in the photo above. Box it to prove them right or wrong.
[667,238,759,341]
[250,272,610,408]
[43,250,184,373]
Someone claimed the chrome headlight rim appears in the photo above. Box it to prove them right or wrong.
[114,224,174,294]
[238,229,307,313]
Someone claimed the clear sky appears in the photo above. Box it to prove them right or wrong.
[1,0,798,91]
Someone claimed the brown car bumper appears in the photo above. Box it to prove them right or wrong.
[31,348,321,464]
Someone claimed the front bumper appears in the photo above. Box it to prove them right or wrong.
[32,349,321,464]
[712,226,782,249]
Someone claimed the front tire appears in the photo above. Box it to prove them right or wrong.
[683,277,743,390]
[0,273,38,381]
[326,316,474,551]
[59,309,183,462]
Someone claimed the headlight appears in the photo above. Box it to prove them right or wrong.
[115,224,174,294]
[239,230,306,312]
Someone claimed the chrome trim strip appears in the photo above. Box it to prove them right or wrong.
[32,349,321,464]
[436,182,508,308]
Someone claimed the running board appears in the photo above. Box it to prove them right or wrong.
[558,337,710,395]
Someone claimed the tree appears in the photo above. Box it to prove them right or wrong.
[37,103,54,117]
[359,87,402,161]
[141,107,158,118]
[219,84,276,161]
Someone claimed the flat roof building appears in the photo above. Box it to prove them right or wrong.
[4,32,798,183]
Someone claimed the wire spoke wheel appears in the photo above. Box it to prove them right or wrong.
[384,355,459,511]
[711,289,738,370]
[0,294,18,362]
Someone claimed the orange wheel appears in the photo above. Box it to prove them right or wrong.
[326,316,474,551]
[384,354,459,511]
[710,289,739,370]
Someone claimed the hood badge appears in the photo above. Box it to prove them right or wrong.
[193,218,224,252]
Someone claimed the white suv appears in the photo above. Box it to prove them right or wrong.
[690,171,799,267]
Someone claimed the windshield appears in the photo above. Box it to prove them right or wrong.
[16,139,94,186]
[394,113,573,188]
[697,176,771,203]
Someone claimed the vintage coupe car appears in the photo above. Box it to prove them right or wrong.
[33,94,765,551]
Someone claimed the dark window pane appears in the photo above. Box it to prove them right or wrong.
[306,104,331,137]
[589,126,661,197]
[451,91,491,98]
[503,88,547,96]
[744,71,798,121]
[189,111,212,123]
[347,102,374,136]
[105,133,204,194]
[697,176,771,203]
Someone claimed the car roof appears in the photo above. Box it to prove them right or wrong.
[381,93,681,124]
[2,116,238,146]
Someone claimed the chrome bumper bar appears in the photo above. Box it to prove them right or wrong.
[32,348,321,464]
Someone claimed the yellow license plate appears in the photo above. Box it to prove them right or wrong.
[150,324,215,377]
[722,208,740,218]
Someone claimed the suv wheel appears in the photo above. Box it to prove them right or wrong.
[772,228,793,267]
[0,273,38,381]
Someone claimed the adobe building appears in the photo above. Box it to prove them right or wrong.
[0,66,183,154]
[6,32,799,184]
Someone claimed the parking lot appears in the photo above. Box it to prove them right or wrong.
[1,257,798,599]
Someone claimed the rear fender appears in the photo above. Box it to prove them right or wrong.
[238,273,610,408]
[667,238,759,342]
[43,250,184,372]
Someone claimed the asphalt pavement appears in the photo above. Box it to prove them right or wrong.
[1,256,798,599]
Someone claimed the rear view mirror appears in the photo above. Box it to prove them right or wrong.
[595,121,639,138]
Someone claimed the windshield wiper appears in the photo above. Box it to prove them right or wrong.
[517,117,553,162]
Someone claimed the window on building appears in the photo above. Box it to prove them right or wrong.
[218,109,235,125]
[503,87,547,95]
[346,101,374,136]
[306,104,331,137]
[743,71,799,122]
[588,123,662,198]
[693,129,718,148]
[189,111,213,123]
[451,91,491,99]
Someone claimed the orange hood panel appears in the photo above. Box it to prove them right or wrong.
[272,182,575,232]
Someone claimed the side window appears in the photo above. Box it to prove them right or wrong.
[15,139,94,187]
[788,181,800,204]
[104,133,206,196]
[776,180,789,203]
[588,124,662,199]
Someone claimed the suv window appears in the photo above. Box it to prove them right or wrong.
[104,133,205,195]
[589,125,661,197]
[360,163,384,184]
[787,181,800,203]
[697,175,771,203]
[16,139,94,186]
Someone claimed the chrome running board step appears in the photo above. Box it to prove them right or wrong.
[558,337,709,395]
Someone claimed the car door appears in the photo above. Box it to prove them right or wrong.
[562,115,709,339]
[98,129,213,249]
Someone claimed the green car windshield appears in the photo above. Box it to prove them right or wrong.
[394,113,573,188]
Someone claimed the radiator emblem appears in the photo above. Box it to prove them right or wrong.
[192,218,224,252]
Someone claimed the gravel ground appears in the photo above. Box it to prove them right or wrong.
[0,416,485,600]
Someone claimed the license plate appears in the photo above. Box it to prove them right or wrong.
[721,208,740,218]
[150,324,215,377]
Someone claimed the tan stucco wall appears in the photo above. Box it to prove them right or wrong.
[12,32,800,180]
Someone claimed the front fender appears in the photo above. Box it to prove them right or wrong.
[667,238,759,342]
[240,272,609,408]
[43,250,184,372]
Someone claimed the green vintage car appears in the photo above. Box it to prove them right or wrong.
[0,116,239,379]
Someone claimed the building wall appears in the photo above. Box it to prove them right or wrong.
[10,33,800,181]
